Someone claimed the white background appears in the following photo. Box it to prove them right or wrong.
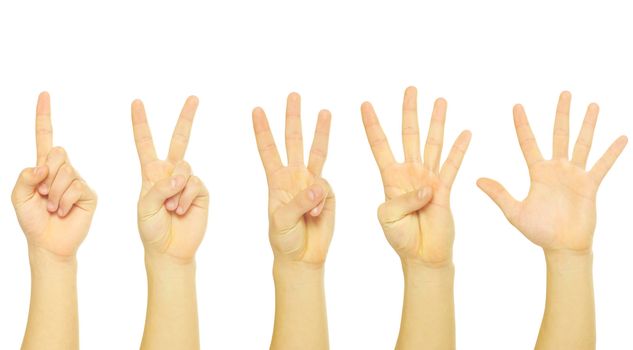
[0,1,631,349]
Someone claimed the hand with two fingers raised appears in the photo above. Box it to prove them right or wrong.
[131,96,209,262]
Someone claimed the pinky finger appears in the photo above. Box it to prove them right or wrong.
[589,135,628,185]
[57,180,83,217]
[439,130,472,188]
[176,176,209,215]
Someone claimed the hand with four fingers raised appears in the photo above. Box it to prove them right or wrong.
[362,87,470,350]
[362,86,471,267]
[131,96,209,263]
[12,92,97,259]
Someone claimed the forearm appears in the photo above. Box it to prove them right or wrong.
[141,253,200,350]
[536,250,595,350]
[271,260,329,350]
[396,260,455,350]
[22,247,79,350]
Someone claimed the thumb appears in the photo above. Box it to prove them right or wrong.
[12,166,49,206]
[139,175,187,216]
[272,183,326,231]
[476,178,521,220]
[378,187,433,226]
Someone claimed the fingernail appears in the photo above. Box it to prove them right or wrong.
[57,208,65,216]
[166,199,177,210]
[171,178,178,188]
[418,188,430,199]
[177,207,185,215]
[47,201,55,212]
[39,183,49,194]
[311,207,320,216]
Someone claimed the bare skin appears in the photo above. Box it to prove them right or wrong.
[478,91,627,350]
[362,86,471,350]
[132,97,209,350]
[253,93,334,350]
[13,92,97,350]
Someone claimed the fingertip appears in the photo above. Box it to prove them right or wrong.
[618,135,628,146]
[560,90,572,99]
[187,95,199,105]
[172,175,187,189]
[588,102,599,112]
[435,97,447,107]
[287,92,301,102]
[132,99,144,109]
[476,178,489,189]
[308,184,325,202]
[38,183,49,195]
[131,99,145,118]
[318,109,331,120]
[252,106,265,118]
[176,206,187,215]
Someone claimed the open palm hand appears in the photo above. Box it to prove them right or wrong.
[478,92,627,253]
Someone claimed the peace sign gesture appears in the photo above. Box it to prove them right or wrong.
[11,92,97,258]
[132,96,209,262]
[252,93,335,265]
[362,87,471,265]
[478,92,628,253]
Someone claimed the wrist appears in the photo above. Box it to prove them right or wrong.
[402,258,454,286]
[544,249,593,272]
[273,259,324,286]
[144,250,196,276]
[28,245,77,270]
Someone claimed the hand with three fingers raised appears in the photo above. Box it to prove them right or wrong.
[131,96,208,350]
[253,93,334,350]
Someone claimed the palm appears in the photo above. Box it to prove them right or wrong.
[478,92,627,253]
[15,189,94,257]
[268,166,334,264]
[138,160,208,260]
[253,93,335,266]
[381,163,454,262]
[132,97,209,262]
[362,87,471,265]
[512,161,596,251]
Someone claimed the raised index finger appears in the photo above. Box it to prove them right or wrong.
[36,92,53,165]
[131,99,158,167]
[168,96,199,162]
